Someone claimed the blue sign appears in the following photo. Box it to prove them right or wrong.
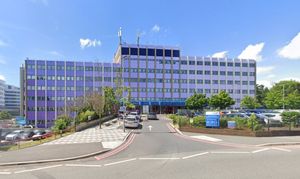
[205,112,220,128]
[16,116,26,125]
[227,121,236,129]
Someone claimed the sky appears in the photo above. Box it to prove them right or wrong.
[0,0,300,87]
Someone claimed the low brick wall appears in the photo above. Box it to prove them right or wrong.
[180,126,300,137]
[76,115,116,132]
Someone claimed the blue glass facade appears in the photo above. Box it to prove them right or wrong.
[21,44,256,128]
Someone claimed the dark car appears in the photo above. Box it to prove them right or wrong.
[19,131,35,140]
[147,112,157,120]
[32,130,52,140]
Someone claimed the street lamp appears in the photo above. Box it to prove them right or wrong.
[282,84,285,110]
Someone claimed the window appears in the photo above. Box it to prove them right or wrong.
[227,71,233,76]
[220,80,226,84]
[250,90,255,94]
[235,62,241,67]
[250,81,255,85]
[130,48,138,55]
[189,79,195,84]
[242,63,248,67]
[242,81,248,85]
[242,90,248,94]
[205,71,211,75]
[205,61,211,66]
[227,80,233,85]
[250,63,256,67]
[189,61,195,65]
[205,89,211,93]
[197,70,203,75]
[220,62,226,66]
[250,72,255,76]
[156,49,163,56]
[212,62,218,66]
[235,80,241,85]
[173,50,180,57]
[205,80,211,84]
[235,72,240,76]
[235,89,241,94]
[213,89,219,93]
[212,80,218,84]
[189,70,195,74]
[197,79,203,84]
[181,70,187,74]
[242,72,248,76]
[197,61,203,65]
[228,89,233,94]
[212,71,218,75]
[148,49,155,56]
[165,49,171,57]
[197,89,203,93]
[181,60,187,65]
[121,47,129,55]
[139,48,146,56]
[220,71,226,75]
[227,62,233,67]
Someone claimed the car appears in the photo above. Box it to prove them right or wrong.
[147,112,157,120]
[5,130,25,141]
[19,131,35,140]
[32,130,52,140]
[124,115,139,128]
[259,113,282,126]
[224,113,249,119]
[129,111,141,121]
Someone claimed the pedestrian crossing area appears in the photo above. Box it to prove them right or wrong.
[43,126,127,145]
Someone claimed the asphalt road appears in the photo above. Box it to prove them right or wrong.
[2,115,300,179]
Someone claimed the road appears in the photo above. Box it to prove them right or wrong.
[1,115,300,179]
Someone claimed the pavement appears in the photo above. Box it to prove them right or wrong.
[2,115,300,178]
[0,119,130,165]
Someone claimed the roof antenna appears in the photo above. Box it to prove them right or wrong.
[137,31,140,46]
[118,27,122,45]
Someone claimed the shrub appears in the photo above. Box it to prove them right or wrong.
[234,117,246,129]
[220,118,228,128]
[247,113,262,131]
[178,116,189,127]
[192,116,206,127]
[53,115,72,132]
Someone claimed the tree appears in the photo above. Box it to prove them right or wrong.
[52,115,72,132]
[185,93,208,111]
[103,87,118,115]
[0,111,12,120]
[281,111,300,131]
[209,91,235,110]
[256,84,269,107]
[241,96,260,109]
[264,80,300,109]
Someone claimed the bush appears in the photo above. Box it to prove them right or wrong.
[78,110,98,123]
[233,117,246,129]
[281,111,300,129]
[247,113,262,131]
[192,116,206,127]
[178,116,189,127]
[53,115,73,132]
[220,118,228,128]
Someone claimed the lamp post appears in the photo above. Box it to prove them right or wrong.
[283,84,285,110]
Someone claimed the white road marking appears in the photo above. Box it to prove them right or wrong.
[210,151,251,154]
[182,152,209,159]
[104,158,137,166]
[14,164,62,174]
[139,157,180,160]
[148,125,152,131]
[252,148,270,153]
[102,141,122,149]
[0,171,11,175]
[272,147,291,152]
[65,164,102,167]
[190,135,223,142]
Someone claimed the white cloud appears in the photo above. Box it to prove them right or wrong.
[278,32,300,60]
[257,66,275,74]
[80,39,101,49]
[212,51,228,58]
[266,74,276,79]
[0,75,5,81]
[151,24,160,33]
[0,39,8,47]
[238,42,265,61]
[257,80,273,88]
[48,51,63,57]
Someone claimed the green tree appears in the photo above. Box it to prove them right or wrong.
[264,80,300,109]
[281,111,300,131]
[53,115,72,132]
[185,93,208,111]
[241,96,260,109]
[0,111,12,120]
[256,84,269,107]
[209,91,235,110]
[103,87,118,115]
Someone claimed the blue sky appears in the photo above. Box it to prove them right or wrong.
[1,0,300,87]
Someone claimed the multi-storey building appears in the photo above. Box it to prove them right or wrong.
[21,44,256,128]
[0,80,21,116]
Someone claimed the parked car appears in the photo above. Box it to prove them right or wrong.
[19,131,35,140]
[32,130,52,140]
[258,113,282,126]
[124,115,139,128]
[5,130,25,141]
[224,113,249,119]
[129,111,141,121]
[147,112,157,120]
